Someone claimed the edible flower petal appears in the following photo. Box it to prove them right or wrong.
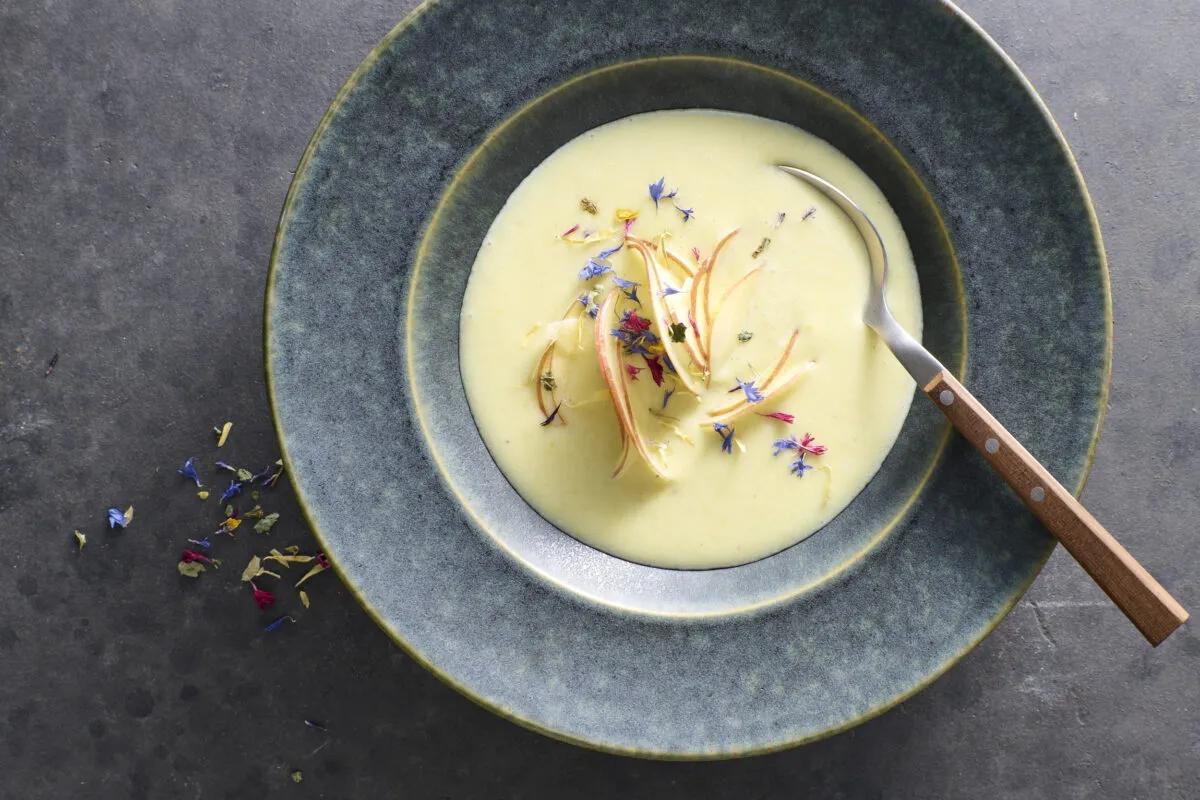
[662,387,675,409]
[660,284,682,297]
[673,202,694,223]
[643,355,665,386]
[250,582,275,610]
[540,403,562,427]
[181,549,213,565]
[713,423,735,454]
[790,454,813,477]
[772,436,800,457]
[798,432,828,455]
[579,259,613,280]
[187,537,212,550]
[625,364,642,381]
[757,411,795,424]
[219,480,243,504]
[107,506,132,529]
[215,461,238,473]
[264,615,295,633]
[74,530,86,551]
[732,378,764,404]
[176,457,202,487]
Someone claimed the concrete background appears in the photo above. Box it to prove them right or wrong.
[2,1,1197,797]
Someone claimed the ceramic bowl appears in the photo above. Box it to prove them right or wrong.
[266,0,1109,757]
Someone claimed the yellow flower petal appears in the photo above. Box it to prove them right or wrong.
[215,421,232,447]
[73,530,86,551]
[197,490,209,500]
[299,590,310,609]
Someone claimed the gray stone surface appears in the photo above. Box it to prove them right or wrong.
[0,0,1195,797]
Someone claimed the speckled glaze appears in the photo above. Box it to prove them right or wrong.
[265,0,1110,758]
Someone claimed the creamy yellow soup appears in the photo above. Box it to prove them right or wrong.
[460,110,921,569]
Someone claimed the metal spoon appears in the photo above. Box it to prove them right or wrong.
[780,165,1187,646]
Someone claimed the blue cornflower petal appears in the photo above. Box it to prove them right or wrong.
[249,464,275,485]
[660,284,682,297]
[713,423,735,454]
[579,259,613,280]
[773,436,800,457]
[587,304,599,319]
[595,242,623,261]
[176,457,202,487]
[611,275,639,290]
[662,387,675,409]
[649,177,666,207]
[264,615,295,633]
[187,537,212,551]
[674,203,694,223]
[215,461,238,473]
[790,454,812,477]
[622,286,641,305]
[220,480,243,504]
[735,378,765,404]
[107,507,129,529]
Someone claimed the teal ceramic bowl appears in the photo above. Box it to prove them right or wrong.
[266,0,1110,757]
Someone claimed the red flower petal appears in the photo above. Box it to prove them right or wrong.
[757,411,794,424]
[643,356,665,386]
[625,364,642,381]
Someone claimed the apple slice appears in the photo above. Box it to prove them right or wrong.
[594,289,670,479]
[628,239,707,396]
[706,362,814,426]
[662,243,696,278]
[706,264,764,339]
[705,329,803,420]
[700,228,739,368]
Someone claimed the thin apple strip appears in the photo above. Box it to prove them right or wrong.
[594,289,670,479]
[701,228,739,366]
[662,244,696,278]
[707,265,764,338]
[706,329,801,418]
[687,267,710,367]
[706,362,814,425]
[628,239,706,396]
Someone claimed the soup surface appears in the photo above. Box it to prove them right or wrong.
[460,110,922,569]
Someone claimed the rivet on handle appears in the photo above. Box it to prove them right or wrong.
[938,390,954,406]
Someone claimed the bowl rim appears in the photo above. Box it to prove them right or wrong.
[262,0,1113,759]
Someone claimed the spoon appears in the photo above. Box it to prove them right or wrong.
[779,165,1188,646]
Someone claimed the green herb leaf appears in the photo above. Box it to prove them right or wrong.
[737,330,754,343]
[254,512,280,534]
[668,322,687,343]
[751,237,771,258]
[291,770,303,784]
[236,468,253,482]
[580,197,598,215]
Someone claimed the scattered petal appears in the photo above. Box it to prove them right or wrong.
[773,436,800,456]
[643,355,665,386]
[295,558,330,589]
[215,461,238,473]
[660,284,682,297]
[181,549,213,565]
[241,555,262,582]
[540,403,562,427]
[798,432,828,455]
[220,480,243,504]
[775,211,787,227]
[236,468,254,482]
[757,411,795,424]
[649,177,666,207]
[673,202,694,223]
[197,490,209,500]
[790,454,813,477]
[625,363,642,381]
[579,259,613,280]
[560,223,580,238]
[254,512,280,535]
[187,537,212,551]
[176,457,202,487]
[291,770,304,784]
[177,561,206,578]
[299,590,311,609]
[713,423,735,454]
[731,378,764,404]
[73,530,86,551]
[264,615,295,633]
[251,582,275,610]
[802,206,816,221]
[107,507,131,529]
[661,387,675,409]
[215,421,232,447]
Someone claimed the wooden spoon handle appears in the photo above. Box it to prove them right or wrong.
[924,370,1188,645]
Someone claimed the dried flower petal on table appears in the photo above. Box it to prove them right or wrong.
[712,423,735,455]
[265,615,295,633]
[177,561,205,578]
[241,555,263,582]
[73,530,86,551]
[176,457,202,487]
[250,582,275,610]
[757,411,795,424]
[299,590,310,609]
[187,537,212,550]
[254,512,280,534]
[290,770,303,784]
[107,506,132,529]
[236,468,253,482]
[197,490,209,500]
[214,421,232,447]
[219,480,242,504]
